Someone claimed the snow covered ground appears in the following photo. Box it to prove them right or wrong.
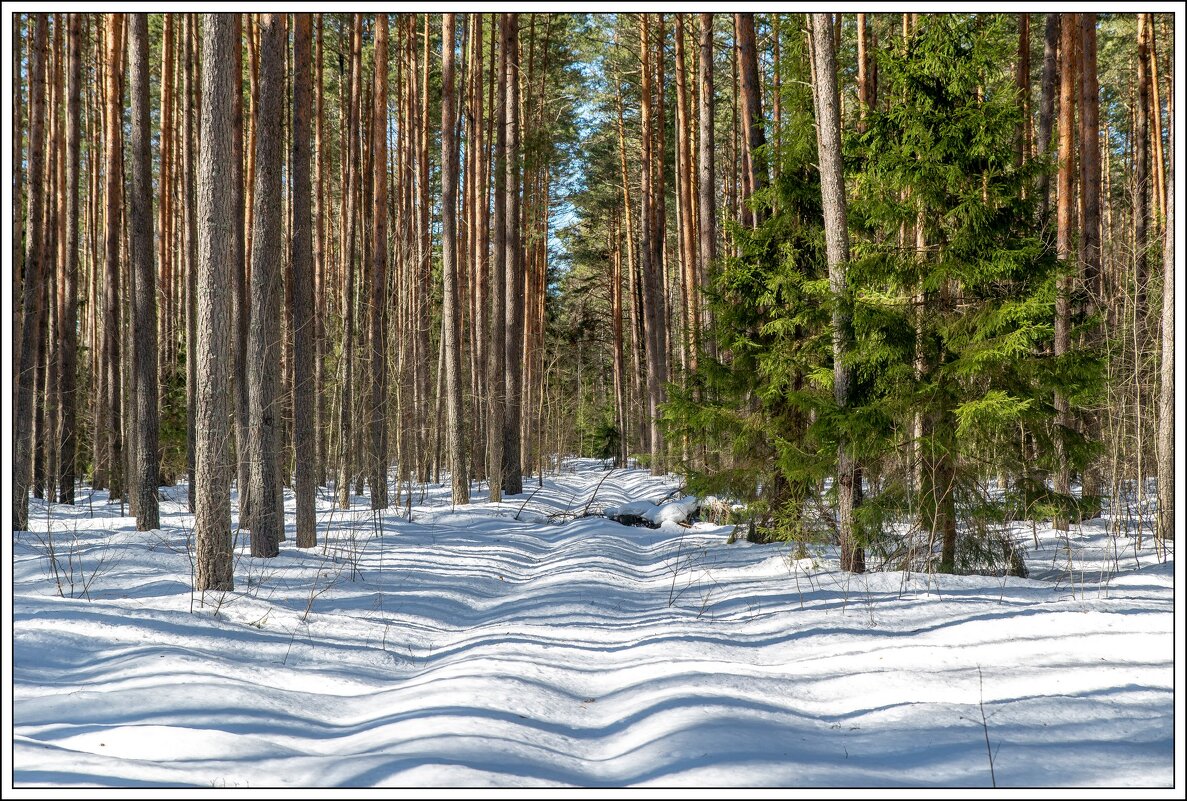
[8,460,1179,788]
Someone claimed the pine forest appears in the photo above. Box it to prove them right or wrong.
[8,11,1179,789]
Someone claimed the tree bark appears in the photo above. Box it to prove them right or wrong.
[58,14,81,505]
[369,15,390,509]
[231,15,251,524]
[338,15,362,509]
[1037,13,1060,222]
[129,14,159,529]
[810,13,864,574]
[735,13,767,227]
[195,12,238,593]
[291,13,316,547]
[502,12,524,496]
[1053,13,1077,532]
[1078,13,1104,513]
[1156,68,1174,541]
[487,13,508,502]
[1135,13,1151,308]
[675,14,699,381]
[104,13,125,504]
[440,14,470,504]
[185,14,198,512]
[247,13,285,558]
[697,14,715,356]
[13,13,48,531]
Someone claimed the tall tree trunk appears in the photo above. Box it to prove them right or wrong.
[487,13,508,503]
[369,15,390,509]
[1148,19,1166,227]
[13,14,25,411]
[1078,13,1104,512]
[857,13,872,133]
[810,13,864,574]
[129,14,159,530]
[1016,14,1030,165]
[195,12,237,593]
[441,13,470,504]
[247,13,285,558]
[13,13,48,531]
[338,15,362,509]
[697,14,715,357]
[104,13,124,505]
[313,14,326,487]
[1156,70,1174,541]
[1053,13,1077,533]
[502,13,524,496]
[1037,13,1060,221]
[291,13,316,547]
[1135,13,1151,310]
[232,14,251,523]
[58,13,81,505]
[735,13,767,227]
[184,14,198,512]
[675,14,698,381]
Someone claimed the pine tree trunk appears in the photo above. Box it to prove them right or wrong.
[313,14,326,487]
[735,13,767,227]
[502,13,524,496]
[697,14,715,358]
[184,14,198,512]
[369,15,390,509]
[13,14,48,531]
[675,14,698,382]
[58,14,81,505]
[13,14,25,411]
[1053,13,1077,533]
[247,13,285,558]
[232,14,251,525]
[440,14,470,504]
[195,12,237,593]
[487,13,508,503]
[1156,70,1174,541]
[291,13,316,547]
[129,13,159,530]
[1078,13,1104,514]
[810,13,864,573]
[338,15,361,509]
[1037,13,1059,221]
[104,13,124,505]
[1135,14,1151,309]
[1016,14,1030,165]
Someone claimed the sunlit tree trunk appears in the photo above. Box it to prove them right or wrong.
[195,12,238,593]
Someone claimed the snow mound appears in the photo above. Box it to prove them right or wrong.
[643,495,700,525]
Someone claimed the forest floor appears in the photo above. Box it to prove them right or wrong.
[10,459,1177,788]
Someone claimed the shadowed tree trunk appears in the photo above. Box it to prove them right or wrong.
[13,13,48,531]
[487,13,508,503]
[129,13,159,530]
[104,13,125,505]
[291,13,316,547]
[735,12,767,227]
[247,13,285,558]
[441,14,470,504]
[369,15,390,509]
[503,12,524,496]
[58,13,81,505]
[1037,13,1059,221]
